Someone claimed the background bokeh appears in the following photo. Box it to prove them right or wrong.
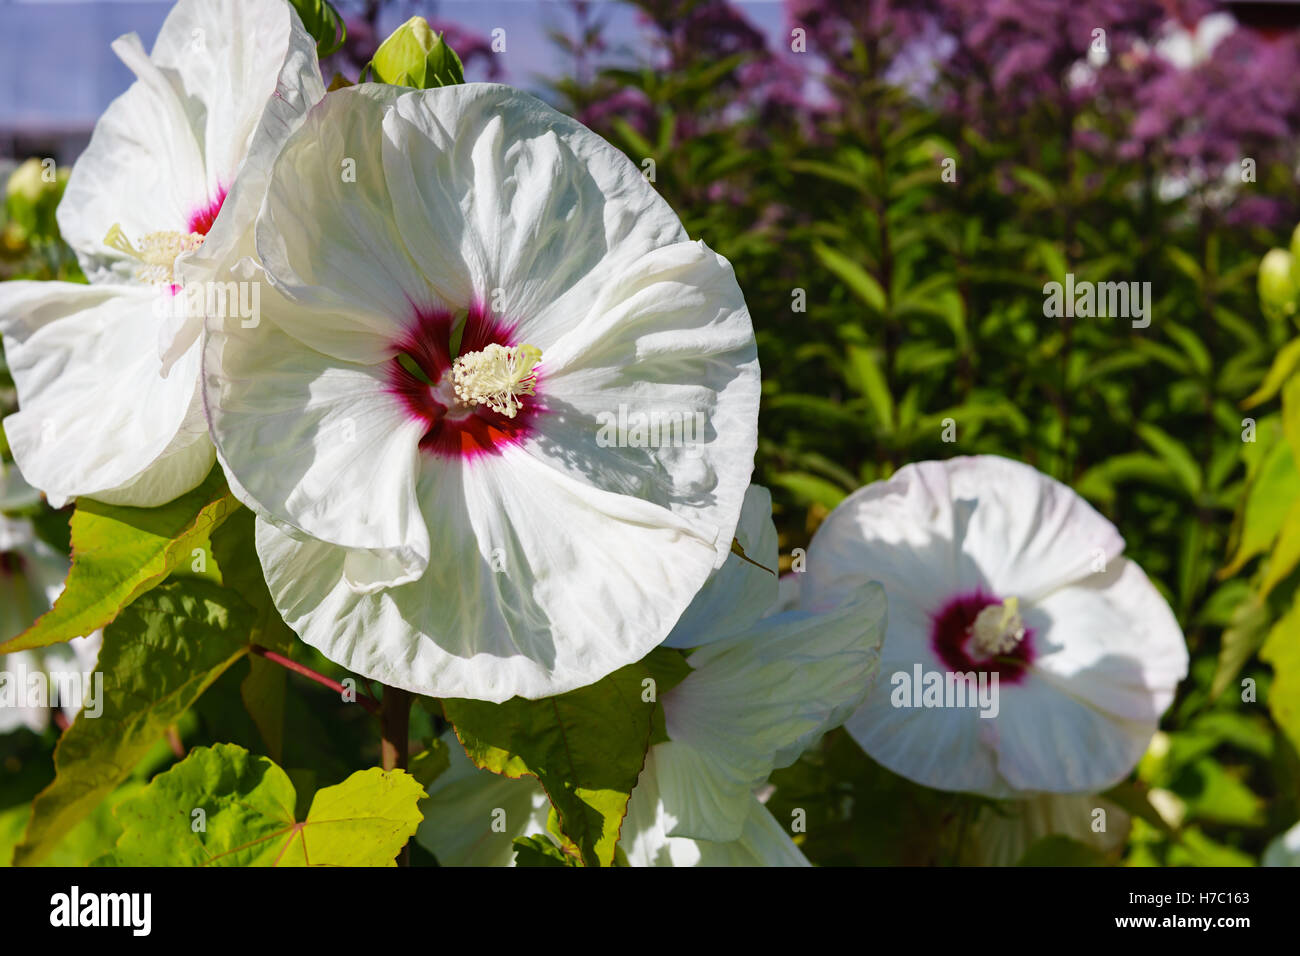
[4,0,1300,866]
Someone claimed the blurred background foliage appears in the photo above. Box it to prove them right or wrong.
[4,0,1300,866]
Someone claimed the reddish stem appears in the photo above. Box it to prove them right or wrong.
[249,644,381,716]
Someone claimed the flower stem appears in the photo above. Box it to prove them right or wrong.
[380,686,414,867]
[380,687,413,771]
[248,644,380,716]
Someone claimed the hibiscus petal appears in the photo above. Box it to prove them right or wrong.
[520,239,761,570]
[254,85,437,364]
[383,83,689,345]
[663,484,780,648]
[0,281,207,507]
[204,311,428,568]
[1028,558,1188,722]
[255,447,722,700]
[657,582,886,841]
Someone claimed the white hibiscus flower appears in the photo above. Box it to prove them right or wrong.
[964,792,1129,866]
[415,486,887,864]
[203,84,761,701]
[802,455,1189,798]
[0,0,323,508]
[1264,821,1300,866]
[0,510,101,734]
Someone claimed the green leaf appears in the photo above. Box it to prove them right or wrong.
[1242,336,1300,409]
[409,738,452,790]
[1016,835,1107,866]
[1259,498,1300,597]
[2,466,238,653]
[443,663,657,867]
[813,242,886,314]
[99,744,425,866]
[770,471,848,510]
[13,578,256,866]
[513,834,579,867]
[1260,596,1300,756]
[1223,436,1300,575]
[1211,592,1271,698]
[843,345,894,433]
[288,0,346,57]
[0,782,144,866]
[1136,423,1202,497]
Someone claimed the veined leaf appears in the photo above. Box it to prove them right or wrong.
[2,466,238,654]
[443,663,657,867]
[98,744,424,866]
[13,579,257,865]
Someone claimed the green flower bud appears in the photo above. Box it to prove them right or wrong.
[370,17,464,89]
[1259,248,1298,317]
[6,158,52,204]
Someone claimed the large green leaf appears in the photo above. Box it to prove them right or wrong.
[1,466,238,653]
[443,663,657,867]
[0,782,144,866]
[1260,596,1300,756]
[13,578,256,865]
[1223,437,1300,576]
[98,744,424,866]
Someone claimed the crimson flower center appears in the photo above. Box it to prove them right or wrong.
[386,303,545,460]
[930,589,1035,683]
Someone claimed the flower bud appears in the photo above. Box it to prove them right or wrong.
[1259,248,1297,317]
[370,17,464,89]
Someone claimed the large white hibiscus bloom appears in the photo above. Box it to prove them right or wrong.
[803,455,1188,797]
[1264,821,1300,866]
[0,0,323,507]
[0,508,101,734]
[416,486,887,864]
[203,84,761,701]
[965,792,1129,865]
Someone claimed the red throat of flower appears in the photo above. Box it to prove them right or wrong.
[930,589,1035,684]
[187,187,228,236]
[386,302,545,460]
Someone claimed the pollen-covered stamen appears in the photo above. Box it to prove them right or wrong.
[104,223,205,285]
[968,597,1027,659]
[451,343,542,418]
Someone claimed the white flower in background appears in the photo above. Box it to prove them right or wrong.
[0,0,323,508]
[803,455,1188,798]
[1154,11,1235,70]
[0,509,101,735]
[965,792,1129,866]
[0,458,40,512]
[204,84,761,702]
[1264,821,1300,866]
[416,486,887,865]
